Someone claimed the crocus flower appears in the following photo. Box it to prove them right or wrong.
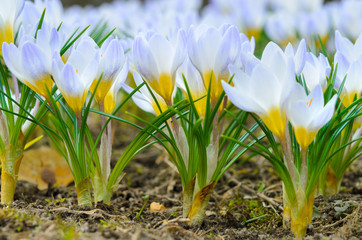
[285,84,337,149]
[52,36,99,115]
[334,31,362,106]
[3,26,64,98]
[222,42,295,140]
[284,39,306,76]
[103,60,129,114]
[132,29,186,105]
[187,24,241,104]
[90,36,127,105]
[301,52,330,91]
[0,0,24,53]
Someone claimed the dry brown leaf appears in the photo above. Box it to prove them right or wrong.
[149,202,166,212]
[18,146,73,190]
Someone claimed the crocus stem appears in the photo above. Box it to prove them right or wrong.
[99,102,111,181]
[301,148,307,188]
[280,138,296,190]
[11,73,19,102]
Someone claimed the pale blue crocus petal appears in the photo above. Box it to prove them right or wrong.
[49,27,61,51]
[60,64,80,96]
[302,62,320,91]
[346,60,362,93]
[51,52,64,83]
[251,64,281,111]
[81,52,99,89]
[309,95,337,130]
[171,29,187,79]
[294,39,306,75]
[261,42,287,81]
[148,33,173,74]
[21,42,49,80]
[214,25,241,77]
[101,39,125,79]
[187,27,204,75]
[133,36,158,81]
[334,51,349,89]
[222,80,263,115]
[133,70,153,100]
[122,83,155,115]
[113,59,129,90]
[196,26,222,71]
[307,85,324,115]
[335,31,354,60]
[228,65,252,90]
[2,43,22,79]
[288,100,310,127]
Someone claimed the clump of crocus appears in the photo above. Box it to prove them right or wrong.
[222,41,345,238]
[130,24,257,226]
[316,31,362,198]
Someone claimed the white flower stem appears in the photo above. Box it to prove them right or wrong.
[280,127,296,190]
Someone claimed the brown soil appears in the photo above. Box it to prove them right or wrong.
[0,140,361,239]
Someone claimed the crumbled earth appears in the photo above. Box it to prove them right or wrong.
[0,120,361,240]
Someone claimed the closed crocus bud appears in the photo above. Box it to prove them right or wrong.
[90,37,127,105]
[187,24,241,104]
[133,29,186,105]
[285,84,337,150]
[52,36,100,115]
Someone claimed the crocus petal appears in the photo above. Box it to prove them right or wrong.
[309,95,337,130]
[335,31,354,60]
[133,36,159,81]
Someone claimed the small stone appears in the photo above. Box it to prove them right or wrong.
[149,202,166,212]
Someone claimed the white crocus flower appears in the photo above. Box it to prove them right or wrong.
[52,36,100,115]
[90,36,127,105]
[222,42,295,141]
[133,29,186,105]
[187,24,241,104]
[285,84,337,150]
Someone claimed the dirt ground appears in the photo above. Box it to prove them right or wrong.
[0,118,361,240]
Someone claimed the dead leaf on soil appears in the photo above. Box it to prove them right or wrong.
[18,146,73,190]
[149,202,166,212]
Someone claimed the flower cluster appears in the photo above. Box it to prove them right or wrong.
[0,0,360,239]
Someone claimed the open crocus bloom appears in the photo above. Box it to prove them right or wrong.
[187,24,241,104]
[222,53,295,141]
[285,84,337,149]
[284,39,306,76]
[52,36,99,115]
[90,37,126,104]
[0,0,24,53]
[123,71,168,116]
[133,29,186,105]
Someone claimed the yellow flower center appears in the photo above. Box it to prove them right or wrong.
[90,78,113,104]
[261,107,287,140]
[25,75,54,99]
[294,127,317,150]
[148,73,173,105]
[203,70,228,104]
[341,91,359,107]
